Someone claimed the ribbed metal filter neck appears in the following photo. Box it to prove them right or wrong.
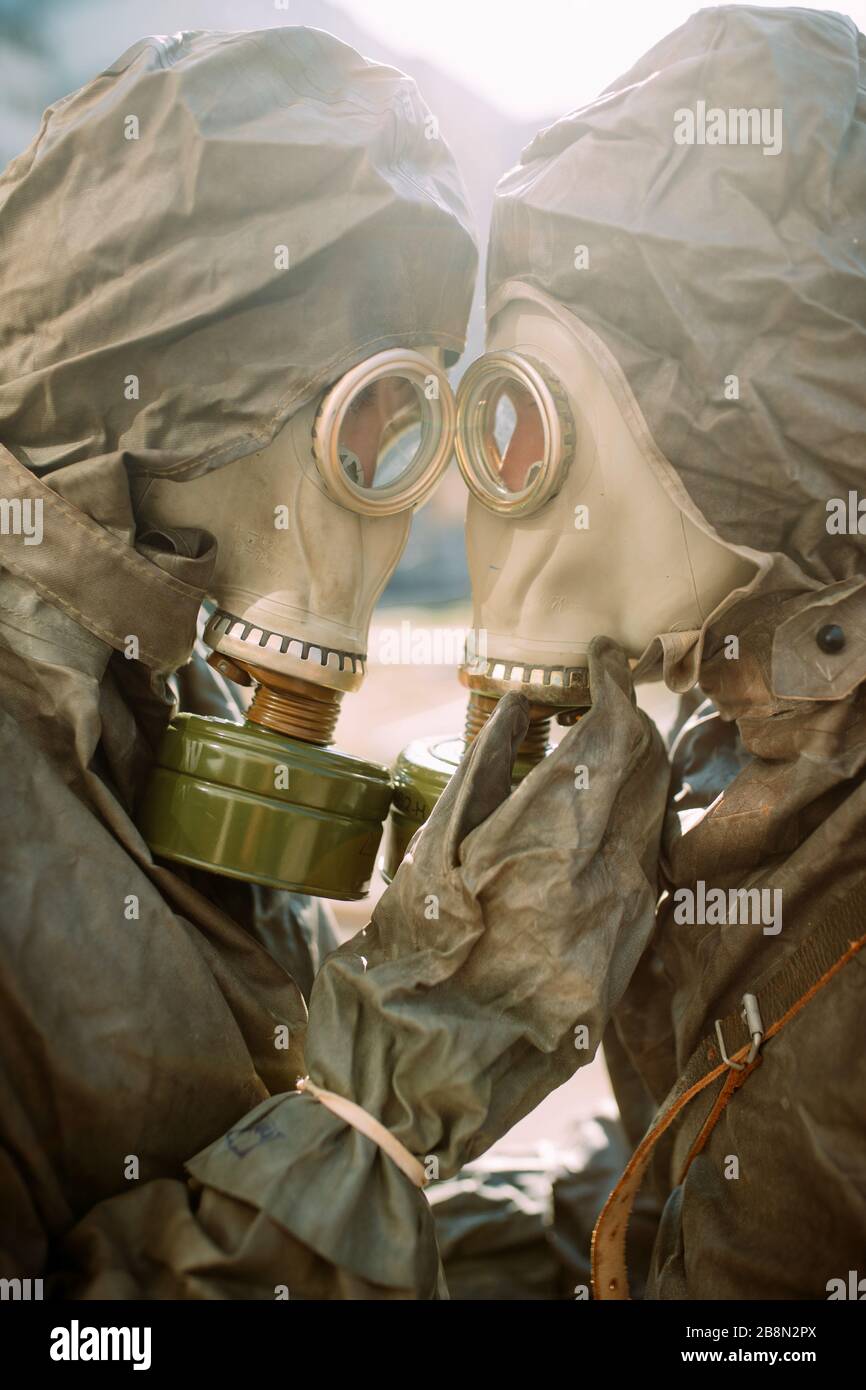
[246,676,341,746]
[464,691,551,765]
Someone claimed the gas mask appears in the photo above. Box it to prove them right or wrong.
[136,347,456,899]
[382,293,755,877]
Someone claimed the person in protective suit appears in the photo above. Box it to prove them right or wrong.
[0,26,669,1298]
[438,4,866,1299]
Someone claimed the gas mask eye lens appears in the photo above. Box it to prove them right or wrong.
[456,351,574,516]
[485,380,545,493]
[314,350,456,516]
[337,374,424,490]
[377,417,423,487]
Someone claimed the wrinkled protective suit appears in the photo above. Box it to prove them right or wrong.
[465,4,866,1298]
[0,27,673,1298]
[0,26,477,1294]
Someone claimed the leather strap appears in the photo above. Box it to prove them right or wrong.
[0,444,210,670]
[592,882,866,1299]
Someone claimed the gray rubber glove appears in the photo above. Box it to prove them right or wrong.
[305,635,670,1173]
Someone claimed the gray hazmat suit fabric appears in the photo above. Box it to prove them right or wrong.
[471,4,866,1298]
[0,26,466,1294]
[0,27,671,1297]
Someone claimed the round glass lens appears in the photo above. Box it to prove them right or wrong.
[483,379,545,493]
[337,374,425,490]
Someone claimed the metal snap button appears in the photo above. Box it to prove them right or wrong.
[816,623,845,654]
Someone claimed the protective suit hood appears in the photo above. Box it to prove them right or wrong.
[0,26,476,671]
[488,5,866,700]
[1,25,476,484]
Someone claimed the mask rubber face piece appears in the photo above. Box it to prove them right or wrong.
[136,348,457,900]
[455,298,756,710]
[201,348,457,692]
[455,321,592,713]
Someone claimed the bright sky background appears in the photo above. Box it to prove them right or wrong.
[339,0,866,119]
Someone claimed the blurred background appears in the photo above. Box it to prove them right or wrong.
[3,0,863,1147]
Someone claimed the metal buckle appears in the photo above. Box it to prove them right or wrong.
[714,993,764,1071]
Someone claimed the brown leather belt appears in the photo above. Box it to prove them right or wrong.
[592,882,866,1299]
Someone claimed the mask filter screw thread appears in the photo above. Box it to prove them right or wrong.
[241,666,342,745]
[464,691,551,765]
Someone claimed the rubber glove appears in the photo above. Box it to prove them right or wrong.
[304,635,670,1171]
